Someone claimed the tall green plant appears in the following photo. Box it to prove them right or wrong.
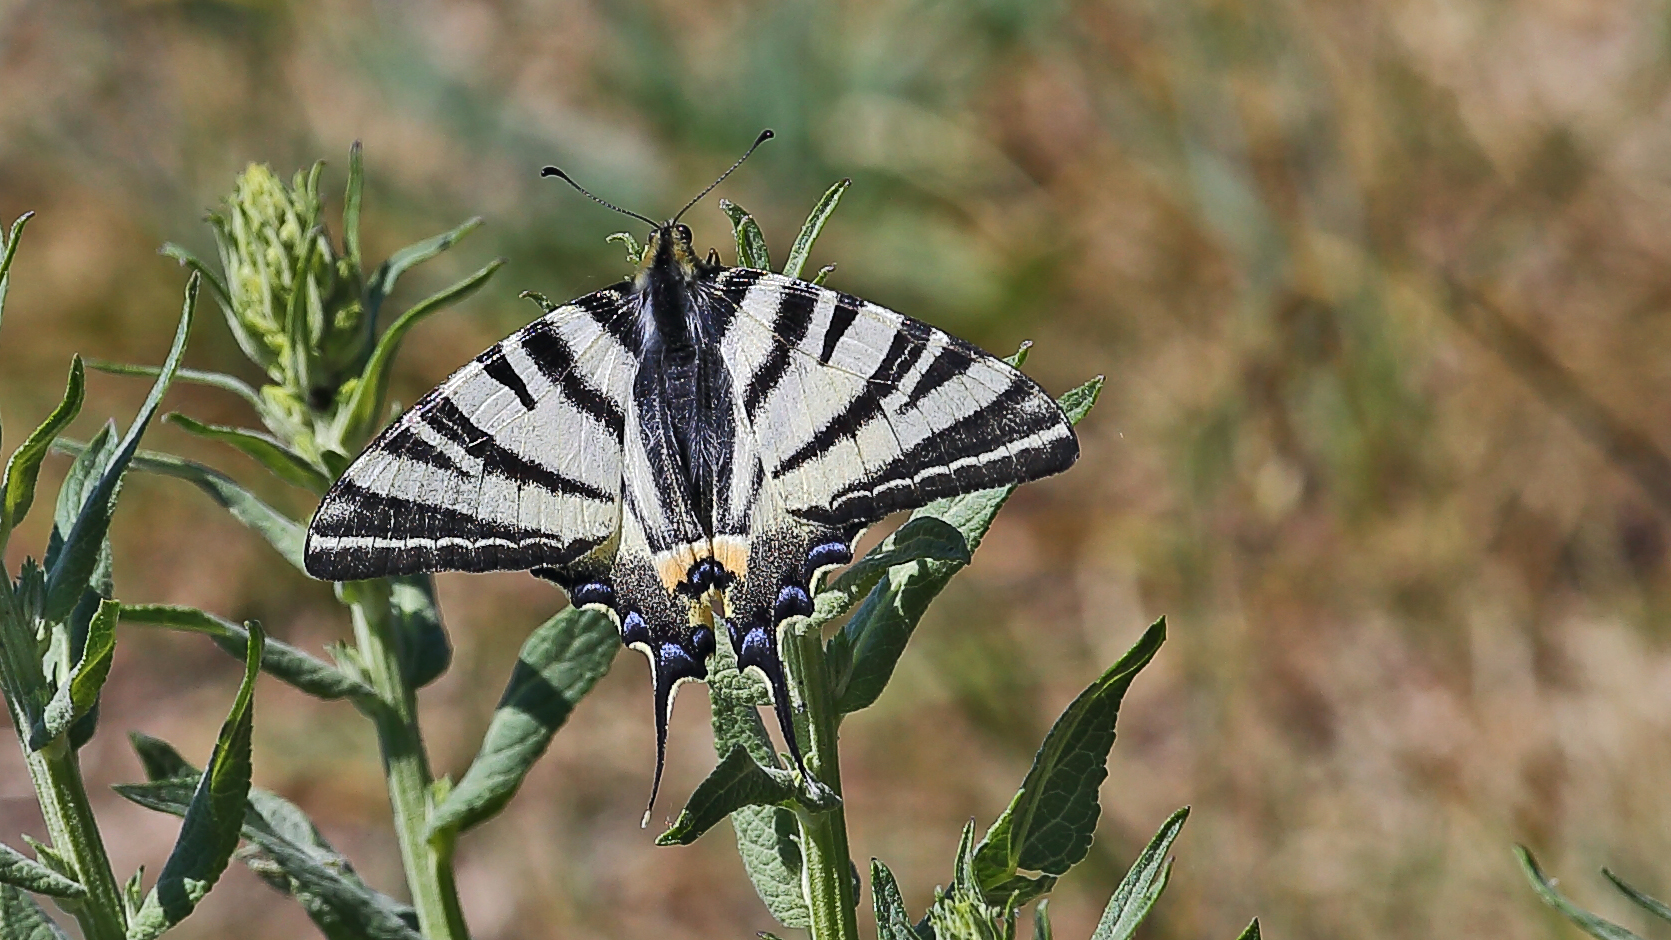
[96,157,1245,940]
[0,214,266,940]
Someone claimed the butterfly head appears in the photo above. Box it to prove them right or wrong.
[640,222,700,281]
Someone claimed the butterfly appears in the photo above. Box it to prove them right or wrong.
[303,131,1080,815]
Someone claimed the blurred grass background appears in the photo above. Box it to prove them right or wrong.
[4,0,1671,937]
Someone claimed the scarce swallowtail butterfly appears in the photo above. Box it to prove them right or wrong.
[303,131,1080,817]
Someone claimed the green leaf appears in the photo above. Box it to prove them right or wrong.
[782,179,849,280]
[1087,807,1188,940]
[343,142,365,275]
[0,883,70,940]
[720,199,771,270]
[872,858,923,940]
[120,605,372,701]
[810,264,836,287]
[55,444,307,571]
[118,772,421,940]
[657,746,800,846]
[45,275,196,623]
[1034,899,1053,940]
[388,575,451,689]
[1,356,84,552]
[157,244,234,315]
[829,375,1103,715]
[812,516,970,623]
[1604,869,1671,924]
[31,599,119,750]
[129,731,195,781]
[165,414,330,492]
[926,822,1005,940]
[974,620,1167,898]
[283,226,320,396]
[337,258,503,447]
[364,217,483,319]
[607,232,645,265]
[0,842,86,899]
[0,212,36,335]
[1234,918,1262,940]
[429,608,618,836]
[87,360,264,412]
[125,622,262,940]
[1517,846,1645,940]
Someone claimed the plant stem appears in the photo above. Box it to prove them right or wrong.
[26,740,129,940]
[346,581,470,940]
[0,596,127,940]
[788,624,860,940]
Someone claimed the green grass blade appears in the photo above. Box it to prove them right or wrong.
[1517,847,1646,940]
[1603,869,1671,924]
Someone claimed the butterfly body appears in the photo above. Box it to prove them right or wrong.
[305,218,1080,813]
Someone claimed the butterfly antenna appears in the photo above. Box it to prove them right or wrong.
[541,166,659,227]
[672,129,775,223]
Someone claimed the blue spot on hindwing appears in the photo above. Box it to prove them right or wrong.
[774,584,814,623]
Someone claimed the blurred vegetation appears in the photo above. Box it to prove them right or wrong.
[4,1,1671,939]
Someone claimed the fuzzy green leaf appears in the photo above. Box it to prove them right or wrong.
[782,179,849,280]
[53,444,307,571]
[45,276,196,623]
[31,599,119,749]
[364,217,483,318]
[118,770,420,940]
[1,356,84,551]
[343,142,365,275]
[1234,919,1262,940]
[974,619,1166,898]
[88,360,264,412]
[829,375,1103,715]
[129,732,195,781]
[125,623,262,940]
[120,605,372,701]
[812,516,970,623]
[925,822,1005,940]
[607,232,645,266]
[1517,847,1645,940]
[429,608,618,836]
[0,212,35,335]
[657,746,800,846]
[388,575,451,689]
[1034,899,1054,940]
[1603,869,1671,924]
[45,423,116,599]
[0,842,85,899]
[165,414,330,492]
[1088,807,1188,940]
[872,858,923,940]
[337,258,503,447]
[157,244,234,316]
[0,883,70,940]
[720,199,771,271]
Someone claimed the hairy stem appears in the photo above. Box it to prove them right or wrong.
[345,581,470,940]
[788,623,860,940]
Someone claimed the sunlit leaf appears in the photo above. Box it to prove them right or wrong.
[120,605,372,702]
[31,599,118,750]
[1087,807,1188,940]
[782,178,849,280]
[657,747,801,847]
[872,858,923,940]
[0,883,70,940]
[0,843,85,900]
[364,217,483,319]
[1,356,84,552]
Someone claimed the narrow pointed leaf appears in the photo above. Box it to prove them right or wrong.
[364,217,483,316]
[54,443,306,571]
[812,516,970,622]
[283,230,319,396]
[338,258,502,446]
[1517,847,1645,940]
[873,858,923,940]
[974,620,1167,897]
[782,178,849,280]
[0,212,36,334]
[0,883,70,940]
[45,423,115,574]
[165,414,329,492]
[429,608,618,835]
[1034,899,1053,940]
[720,199,771,270]
[656,746,800,846]
[125,623,262,939]
[1603,869,1671,924]
[45,275,196,622]
[120,605,372,701]
[1234,919,1261,940]
[1088,807,1188,940]
[31,599,119,750]
[87,360,263,411]
[0,843,85,899]
[343,142,365,274]
[829,374,1103,714]
[1,356,84,549]
[158,244,233,312]
[130,732,195,781]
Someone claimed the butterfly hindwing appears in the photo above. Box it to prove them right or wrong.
[304,286,637,581]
